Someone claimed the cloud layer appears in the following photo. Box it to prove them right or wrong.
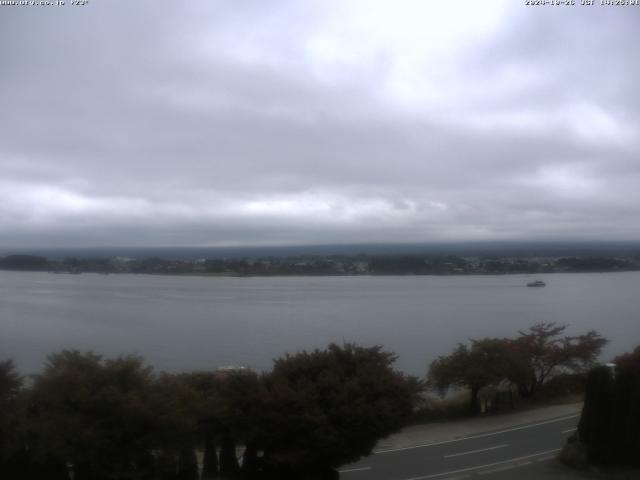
[1,0,639,247]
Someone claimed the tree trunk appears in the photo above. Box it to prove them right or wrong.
[219,435,239,475]
[156,451,179,480]
[177,448,199,480]
[202,431,218,479]
[516,375,536,398]
[73,462,96,480]
[529,375,538,397]
[241,443,260,473]
[470,385,480,415]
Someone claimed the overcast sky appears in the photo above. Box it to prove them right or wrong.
[1,0,639,248]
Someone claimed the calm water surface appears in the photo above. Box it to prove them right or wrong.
[1,271,638,375]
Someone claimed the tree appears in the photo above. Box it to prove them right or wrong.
[609,346,640,466]
[572,346,640,467]
[259,343,419,478]
[0,360,23,477]
[179,369,267,478]
[428,338,512,414]
[29,351,163,480]
[211,370,266,476]
[147,373,203,480]
[428,324,607,412]
[577,366,615,464]
[509,323,607,398]
[176,372,221,479]
[0,360,22,401]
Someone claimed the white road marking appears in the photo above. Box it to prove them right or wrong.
[401,448,561,480]
[444,444,509,459]
[562,427,577,433]
[535,455,556,463]
[376,414,579,454]
[338,466,372,473]
[478,464,515,475]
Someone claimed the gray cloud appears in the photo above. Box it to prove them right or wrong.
[1,0,639,247]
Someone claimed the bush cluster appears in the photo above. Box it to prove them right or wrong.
[0,344,419,480]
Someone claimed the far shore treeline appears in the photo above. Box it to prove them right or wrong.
[2,250,640,276]
[1,322,628,479]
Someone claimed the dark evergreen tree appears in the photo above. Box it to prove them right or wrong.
[574,346,640,467]
[610,347,640,466]
[578,366,615,464]
[259,343,419,477]
[28,351,167,479]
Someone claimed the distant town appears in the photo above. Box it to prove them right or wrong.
[2,251,640,276]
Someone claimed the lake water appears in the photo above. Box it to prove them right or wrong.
[1,271,638,376]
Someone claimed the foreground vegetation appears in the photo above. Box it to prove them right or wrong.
[0,323,618,478]
[0,344,419,480]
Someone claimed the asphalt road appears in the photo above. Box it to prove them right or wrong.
[339,414,579,480]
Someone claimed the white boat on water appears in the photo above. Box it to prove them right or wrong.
[527,280,546,287]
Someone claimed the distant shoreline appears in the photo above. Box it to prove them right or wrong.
[2,250,640,279]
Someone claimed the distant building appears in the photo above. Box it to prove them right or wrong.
[214,365,256,379]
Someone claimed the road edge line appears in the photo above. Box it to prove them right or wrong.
[376,414,579,454]
[402,448,562,480]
